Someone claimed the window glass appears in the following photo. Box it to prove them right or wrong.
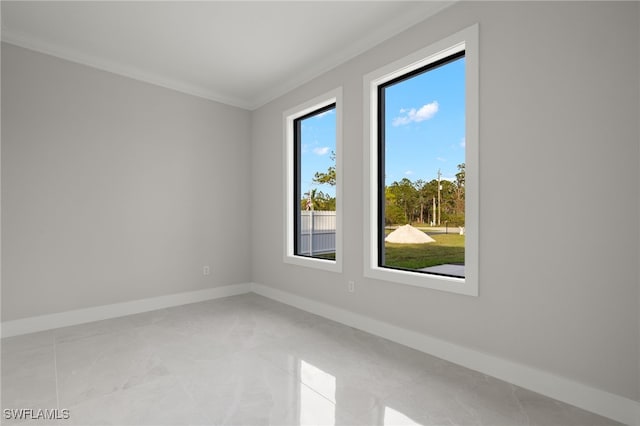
[378,52,466,278]
[294,104,337,260]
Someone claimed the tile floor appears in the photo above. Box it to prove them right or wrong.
[1,293,620,425]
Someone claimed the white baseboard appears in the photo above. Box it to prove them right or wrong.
[1,283,251,338]
[250,282,640,426]
[2,281,637,424]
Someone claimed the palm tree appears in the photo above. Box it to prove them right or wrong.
[304,188,317,211]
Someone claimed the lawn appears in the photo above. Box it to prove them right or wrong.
[384,230,464,270]
[315,252,336,260]
[305,229,464,270]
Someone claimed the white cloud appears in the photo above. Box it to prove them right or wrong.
[313,147,330,156]
[437,157,446,162]
[460,137,466,148]
[392,101,439,126]
[404,170,414,176]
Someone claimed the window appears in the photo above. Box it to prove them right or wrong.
[284,88,342,272]
[379,51,465,278]
[364,25,478,296]
[294,104,336,259]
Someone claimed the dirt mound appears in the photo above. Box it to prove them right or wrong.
[385,224,435,244]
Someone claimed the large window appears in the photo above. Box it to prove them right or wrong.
[364,25,478,296]
[378,52,465,278]
[284,88,342,272]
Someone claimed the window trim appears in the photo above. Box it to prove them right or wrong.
[284,87,343,272]
[293,103,337,258]
[363,25,479,296]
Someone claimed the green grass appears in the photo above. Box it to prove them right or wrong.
[384,231,464,270]
[314,252,336,260]
[302,229,464,270]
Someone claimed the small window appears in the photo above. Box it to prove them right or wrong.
[284,88,342,272]
[364,25,478,295]
[294,104,336,259]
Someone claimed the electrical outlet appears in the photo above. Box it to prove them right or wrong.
[347,280,355,293]
[203,266,210,276]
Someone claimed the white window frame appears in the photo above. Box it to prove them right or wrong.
[363,25,478,296]
[284,87,343,273]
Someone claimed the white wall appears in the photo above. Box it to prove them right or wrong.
[1,43,252,321]
[251,1,640,402]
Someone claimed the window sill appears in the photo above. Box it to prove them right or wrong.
[364,265,477,296]
[284,254,342,273]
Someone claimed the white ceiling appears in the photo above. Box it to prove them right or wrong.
[1,1,453,110]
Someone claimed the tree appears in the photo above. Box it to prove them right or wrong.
[419,179,440,225]
[383,168,466,226]
[301,189,335,211]
[384,187,405,225]
[387,178,418,224]
[455,163,465,189]
[301,150,338,212]
[453,163,465,221]
[413,179,426,223]
[312,151,336,187]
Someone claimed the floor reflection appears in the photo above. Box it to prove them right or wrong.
[295,357,423,426]
[384,405,423,426]
[300,360,336,403]
[298,360,336,425]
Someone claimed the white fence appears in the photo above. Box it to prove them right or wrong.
[299,211,336,255]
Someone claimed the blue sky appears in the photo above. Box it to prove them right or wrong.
[384,57,465,186]
[299,55,465,198]
[300,109,336,197]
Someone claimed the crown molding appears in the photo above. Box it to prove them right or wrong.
[2,1,456,111]
[1,28,254,110]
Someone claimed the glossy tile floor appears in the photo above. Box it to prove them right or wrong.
[2,293,619,425]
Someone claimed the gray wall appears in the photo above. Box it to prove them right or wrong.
[2,0,638,405]
[250,1,640,401]
[2,43,252,320]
